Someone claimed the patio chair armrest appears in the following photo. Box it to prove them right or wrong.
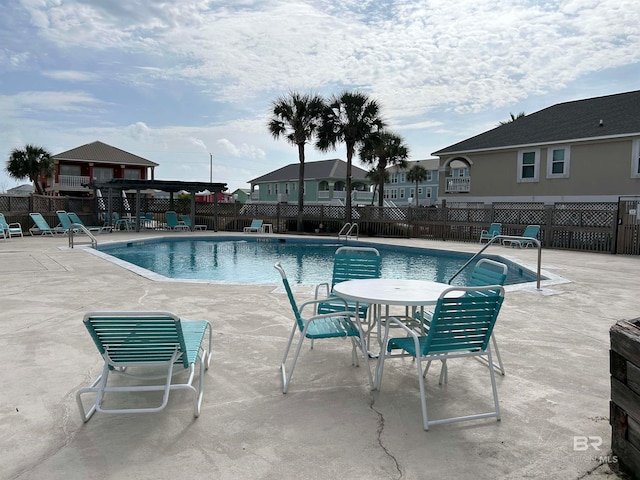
[9,222,22,229]
[299,296,349,315]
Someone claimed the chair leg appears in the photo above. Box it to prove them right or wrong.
[486,348,501,421]
[490,333,505,375]
[416,356,430,431]
[281,327,306,394]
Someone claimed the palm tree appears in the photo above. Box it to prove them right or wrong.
[498,111,526,125]
[365,168,389,206]
[316,91,386,223]
[407,164,429,207]
[359,131,409,207]
[268,92,325,232]
[6,144,54,195]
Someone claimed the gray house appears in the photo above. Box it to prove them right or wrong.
[432,90,640,204]
[248,158,375,205]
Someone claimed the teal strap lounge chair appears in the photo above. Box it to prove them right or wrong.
[479,223,502,243]
[67,212,108,233]
[76,311,212,422]
[376,285,505,431]
[243,219,263,233]
[29,212,65,235]
[180,215,207,231]
[274,263,373,393]
[503,225,541,248]
[56,210,81,235]
[0,213,23,239]
[314,247,382,336]
[165,211,189,231]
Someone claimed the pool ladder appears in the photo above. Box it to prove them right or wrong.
[68,223,98,249]
[338,222,359,240]
[447,235,542,290]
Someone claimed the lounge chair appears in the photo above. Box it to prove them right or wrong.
[376,285,505,431]
[180,215,207,231]
[479,223,502,243]
[243,219,263,233]
[29,213,66,235]
[0,213,23,239]
[67,212,109,233]
[165,211,189,231]
[76,311,212,422]
[503,225,541,248]
[274,263,373,393]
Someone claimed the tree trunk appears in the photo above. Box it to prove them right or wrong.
[345,143,354,224]
[297,143,305,232]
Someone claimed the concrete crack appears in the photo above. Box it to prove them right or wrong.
[369,392,402,479]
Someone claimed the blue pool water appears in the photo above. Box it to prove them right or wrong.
[97,237,538,285]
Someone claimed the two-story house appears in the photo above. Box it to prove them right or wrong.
[432,90,640,205]
[47,141,158,197]
[384,158,440,206]
[248,158,375,205]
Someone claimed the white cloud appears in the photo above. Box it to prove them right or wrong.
[42,70,99,82]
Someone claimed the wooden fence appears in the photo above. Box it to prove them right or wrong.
[2,194,638,255]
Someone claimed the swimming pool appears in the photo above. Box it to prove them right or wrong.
[96,236,538,285]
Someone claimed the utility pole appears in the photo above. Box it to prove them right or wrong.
[209,153,213,183]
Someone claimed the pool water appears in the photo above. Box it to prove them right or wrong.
[97,237,538,285]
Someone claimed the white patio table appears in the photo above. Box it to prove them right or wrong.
[332,278,464,385]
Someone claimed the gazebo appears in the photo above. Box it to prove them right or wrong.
[90,179,228,232]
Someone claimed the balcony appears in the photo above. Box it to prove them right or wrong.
[445,176,471,193]
[52,175,91,191]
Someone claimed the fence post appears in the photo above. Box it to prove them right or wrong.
[543,204,554,248]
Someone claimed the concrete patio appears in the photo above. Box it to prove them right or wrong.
[1,231,637,479]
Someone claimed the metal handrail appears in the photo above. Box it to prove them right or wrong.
[447,234,542,290]
[338,222,359,240]
[68,223,98,249]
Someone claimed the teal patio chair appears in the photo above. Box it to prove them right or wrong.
[76,311,212,422]
[314,247,382,337]
[29,212,65,235]
[180,214,207,231]
[376,285,505,431]
[67,212,108,233]
[479,223,502,243]
[503,225,541,248]
[417,258,509,378]
[274,263,373,393]
[243,219,263,233]
[56,210,78,235]
[112,212,132,231]
[165,211,189,231]
[0,213,23,239]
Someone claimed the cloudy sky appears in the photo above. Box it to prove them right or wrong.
[1,0,639,193]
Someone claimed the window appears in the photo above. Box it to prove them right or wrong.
[399,189,405,199]
[390,188,398,199]
[390,173,398,184]
[425,187,432,198]
[418,187,423,195]
[546,146,570,178]
[93,167,113,182]
[632,139,640,178]
[517,149,540,182]
[60,164,81,176]
[409,188,415,198]
[267,184,272,195]
[426,171,433,182]
[123,169,140,180]
[399,173,406,183]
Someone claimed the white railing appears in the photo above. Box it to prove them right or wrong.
[445,176,471,193]
[56,175,90,189]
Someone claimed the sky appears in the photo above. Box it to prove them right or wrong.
[1,0,639,194]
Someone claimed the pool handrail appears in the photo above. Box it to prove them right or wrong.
[447,235,542,290]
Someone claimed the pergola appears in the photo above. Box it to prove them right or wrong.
[90,179,228,232]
